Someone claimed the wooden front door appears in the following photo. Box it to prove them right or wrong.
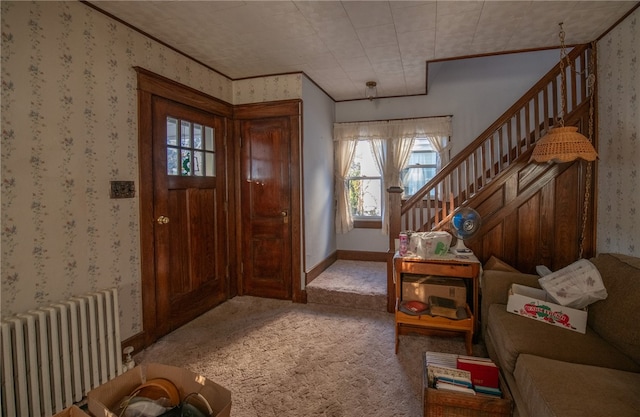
[240,117,293,299]
[152,96,227,335]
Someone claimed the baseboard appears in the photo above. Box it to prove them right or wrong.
[121,331,147,358]
[306,252,338,285]
[337,249,388,262]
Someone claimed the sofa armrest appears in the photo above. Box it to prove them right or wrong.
[480,270,541,337]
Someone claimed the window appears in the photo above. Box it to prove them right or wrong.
[334,116,451,234]
[401,139,439,197]
[166,117,215,177]
[347,141,382,219]
[345,139,441,222]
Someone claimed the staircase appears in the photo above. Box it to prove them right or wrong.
[387,43,597,312]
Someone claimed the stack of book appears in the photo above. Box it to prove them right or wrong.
[424,352,502,398]
[427,295,468,320]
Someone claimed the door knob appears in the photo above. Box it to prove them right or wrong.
[156,215,170,224]
[281,211,288,217]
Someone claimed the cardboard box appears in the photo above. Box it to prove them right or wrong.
[506,283,587,333]
[53,405,91,417]
[87,363,232,417]
[402,275,467,307]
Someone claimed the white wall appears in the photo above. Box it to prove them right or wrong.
[596,7,639,257]
[302,77,336,278]
[335,50,559,252]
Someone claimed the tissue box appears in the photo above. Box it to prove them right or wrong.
[506,284,587,333]
[408,232,452,258]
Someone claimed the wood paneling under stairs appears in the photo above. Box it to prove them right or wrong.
[468,156,594,274]
[389,43,596,278]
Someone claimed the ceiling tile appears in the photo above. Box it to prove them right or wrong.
[342,1,394,28]
[391,2,438,34]
[87,0,638,101]
[366,44,402,65]
[356,23,399,48]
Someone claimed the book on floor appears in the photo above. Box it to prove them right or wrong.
[474,384,503,397]
[427,364,472,388]
[456,356,500,388]
[435,380,476,395]
[425,351,458,368]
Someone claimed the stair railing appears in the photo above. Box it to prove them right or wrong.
[388,43,593,248]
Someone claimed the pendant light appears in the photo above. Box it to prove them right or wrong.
[530,23,598,259]
[530,23,598,164]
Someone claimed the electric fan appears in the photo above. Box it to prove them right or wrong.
[450,207,482,254]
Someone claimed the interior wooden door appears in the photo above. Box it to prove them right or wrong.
[240,117,293,299]
[152,96,227,335]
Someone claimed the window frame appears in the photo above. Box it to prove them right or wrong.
[346,141,383,223]
[400,138,440,199]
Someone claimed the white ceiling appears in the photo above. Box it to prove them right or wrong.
[88,1,638,101]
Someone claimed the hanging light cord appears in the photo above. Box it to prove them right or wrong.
[579,41,597,259]
[558,24,567,127]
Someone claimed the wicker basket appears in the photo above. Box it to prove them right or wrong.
[422,370,513,417]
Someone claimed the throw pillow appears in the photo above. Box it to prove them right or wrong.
[484,255,519,272]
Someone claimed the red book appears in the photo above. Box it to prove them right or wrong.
[456,357,499,388]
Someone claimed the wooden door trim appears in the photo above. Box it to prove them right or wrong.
[135,67,232,117]
[234,100,303,303]
[136,68,233,346]
[234,100,301,120]
[137,88,156,348]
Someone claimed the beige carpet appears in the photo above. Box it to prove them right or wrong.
[135,296,487,417]
[306,260,387,311]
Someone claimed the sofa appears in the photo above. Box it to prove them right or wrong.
[480,253,640,417]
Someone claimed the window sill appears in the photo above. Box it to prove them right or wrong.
[353,219,382,229]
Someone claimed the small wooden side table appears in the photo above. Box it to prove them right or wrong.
[394,253,480,354]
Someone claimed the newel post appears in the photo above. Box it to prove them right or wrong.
[387,186,403,250]
[386,186,403,313]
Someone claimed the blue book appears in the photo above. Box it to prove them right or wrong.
[474,385,502,397]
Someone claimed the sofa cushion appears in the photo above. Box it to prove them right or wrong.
[486,303,640,374]
[588,253,640,365]
[480,269,541,337]
[514,354,640,417]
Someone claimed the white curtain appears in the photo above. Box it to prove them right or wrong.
[388,117,452,166]
[334,121,389,234]
[333,116,452,235]
[369,139,388,233]
[334,138,358,233]
[371,136,415,235]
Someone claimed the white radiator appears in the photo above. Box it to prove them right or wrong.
[1,288,123,417]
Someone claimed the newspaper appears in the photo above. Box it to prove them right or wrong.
[538,259,607,309]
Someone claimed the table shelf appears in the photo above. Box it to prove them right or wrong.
[394,254,480,354]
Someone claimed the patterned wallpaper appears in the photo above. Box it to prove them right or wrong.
[596,7,638,257]
[234,74,303,105]
[1,1,302,339]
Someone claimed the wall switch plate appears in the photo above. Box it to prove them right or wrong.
[110,181,135,198]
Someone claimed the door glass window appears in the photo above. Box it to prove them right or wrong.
[167,117,215,176]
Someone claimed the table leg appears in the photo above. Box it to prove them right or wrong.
[465,331,473,355]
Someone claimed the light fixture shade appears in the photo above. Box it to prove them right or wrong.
[365,81,377,100]
[530,126,598,163]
